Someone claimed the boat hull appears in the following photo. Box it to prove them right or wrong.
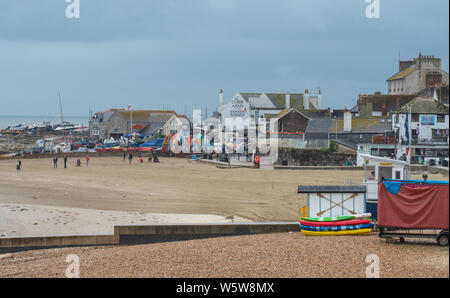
[301,228,373,236]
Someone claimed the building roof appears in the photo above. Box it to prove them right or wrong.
[238,92,318,111]
[395,96,449,114]
[353,94,417,112]
[275,108,311,120]
[330,118,392,134]
[417,86,449,104]
[387,66,416,81]
[118,110,176,123]
[305,118,332,133]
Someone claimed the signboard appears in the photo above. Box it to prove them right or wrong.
[229,98,247,117]
[231,111,245,116]
[421,115,435,126]
[132,124,143,129]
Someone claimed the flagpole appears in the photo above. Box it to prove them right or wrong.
[408,104,412,164]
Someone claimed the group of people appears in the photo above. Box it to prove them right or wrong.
[52,154,90,169]
[123,152,159,164]
[17,151,163,171]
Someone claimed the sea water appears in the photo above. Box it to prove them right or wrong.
[0,115,90,129]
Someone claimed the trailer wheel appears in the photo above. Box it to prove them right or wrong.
[437,232,449,247]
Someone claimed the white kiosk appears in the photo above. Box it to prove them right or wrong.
[360,154,410,219]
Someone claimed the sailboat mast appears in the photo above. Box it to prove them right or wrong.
[58,91,64,123]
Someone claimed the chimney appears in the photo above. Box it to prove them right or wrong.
[344,108,352,132]
[285,91,290,109]
[382,103,387,116]
[219,89,224,112]
[327,107,331,117]
[303,89,310,110]
[317,89,322,109]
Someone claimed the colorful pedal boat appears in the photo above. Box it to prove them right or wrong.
[299,219,371,227]
[300,223,373,232]
[301,228,373,236]
[300,213,372,222]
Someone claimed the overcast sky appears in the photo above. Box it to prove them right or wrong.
[0,0,448,117]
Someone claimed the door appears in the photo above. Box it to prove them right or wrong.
[364,165,378,202]
[378,166,393,181]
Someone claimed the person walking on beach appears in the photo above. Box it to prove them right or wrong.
[123,152,126,162]
[64,156,67,169]
[52,156,58,168]
[16,160,22,171]
[85,154,90,166]
[128,153,133,164]
[346,156,352,167]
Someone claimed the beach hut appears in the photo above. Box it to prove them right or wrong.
[298,185,367,218]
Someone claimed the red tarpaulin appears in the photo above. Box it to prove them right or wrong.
[378,182,449,229]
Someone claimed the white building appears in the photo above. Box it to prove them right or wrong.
[392,96,449,163]
[387,53,449,95]
[218,89,323,126]
[162,114,191,137]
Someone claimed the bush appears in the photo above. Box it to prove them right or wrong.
[329,141,337,153]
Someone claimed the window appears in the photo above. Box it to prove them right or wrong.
[395,170,401,180]
[91,128,99,136]
[412,113,419,122]
[394,114,399,124]
[364,165,376,181]
[437,114,445,123]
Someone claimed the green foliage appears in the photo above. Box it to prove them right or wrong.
[329,141,337,153]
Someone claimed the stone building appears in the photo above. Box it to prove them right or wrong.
[387,53,449,95]
[89,109,176,141]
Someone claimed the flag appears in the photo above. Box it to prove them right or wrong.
[127,105,132,110]
[404,109,409,145]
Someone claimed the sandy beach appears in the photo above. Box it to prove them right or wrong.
[0,156,446,236]
[0,203,250,237]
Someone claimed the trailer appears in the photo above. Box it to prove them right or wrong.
[379,227,448,246]
[377,179,449,246]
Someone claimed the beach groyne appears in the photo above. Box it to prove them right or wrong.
[0,222,299,250]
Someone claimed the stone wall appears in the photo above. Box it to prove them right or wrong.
[277,148,356,166]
